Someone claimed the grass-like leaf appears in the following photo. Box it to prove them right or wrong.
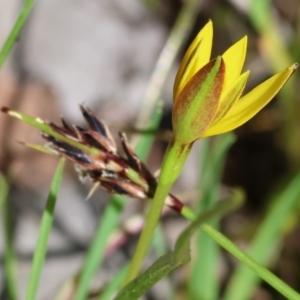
[0,0,35,69]
[73,194,126,300]
[223,171,300,300]
[25,158,65,300]
[98,224,170,300]
[188,133,235,300]
[99,264,129,300]
[0,173,17,300]
[114,190,243,300]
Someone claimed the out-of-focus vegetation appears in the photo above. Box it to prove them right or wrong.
[0,0,300,299]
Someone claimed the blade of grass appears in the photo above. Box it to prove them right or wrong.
[169,191,300,300]
[0,0,35,69]
[114,192,243,300]
[249,0,291,70]
[98,224,170,300]
[0,2,36,296]
[73,194,126,300]
[202,222,300,300]
[249,0,300,166]
[223,171,300,300]
[0,173,17,300]
[99,264,129,300]
[73,101,163,300]
[189,134,235,300]
[152,223,175,299]
[25,158,65,300]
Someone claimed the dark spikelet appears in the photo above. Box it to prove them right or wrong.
[43,134,93,164]
[119,132,156,195]
[80,105,108,137]
[88,131,116,154]
[119,132,141,172]
[82,132,104,150]
[100,181,131,196]
[100,179,147,199]
[80,105,116,153]
[49,122,77,139]
[61,118,73,132]
[72,125,85,140]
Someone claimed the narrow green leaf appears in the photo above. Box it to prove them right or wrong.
[175,189,243,263]
[0,0,35,69]
[98,224,170,300]
[74,195,126,300]
[189,133,235,300]
[115,193,242,300]
[0,1,36,295]
[0,173,18,300]
[249,0,272,31]
[202,223,300,300]
[25,158,65,300]
[115,252,175,300]
[99,265,129,300]
[224,171,300,300]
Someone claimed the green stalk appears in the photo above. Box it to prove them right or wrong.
[25,158,65,300]
[173,204,300,300]
[201,224,300,300]
[189,134,235,300]
[99,265,129,300]
[0,1,36,296]
[0,174,17,300]
[0,0,36,69]
[74,195,125,300]
[223,172,300,300]
[123,180,299,300]
[124,141,192,284]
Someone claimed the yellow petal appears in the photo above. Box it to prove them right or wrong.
[211,70,250,126]
[203,63,298,137]
[174,20,213,100]
[222,36,247,91]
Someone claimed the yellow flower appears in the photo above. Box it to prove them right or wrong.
[172,20,298,145]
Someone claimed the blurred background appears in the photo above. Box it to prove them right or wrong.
[0,0,300,299]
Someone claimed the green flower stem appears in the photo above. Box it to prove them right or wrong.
[124,141,192,284]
